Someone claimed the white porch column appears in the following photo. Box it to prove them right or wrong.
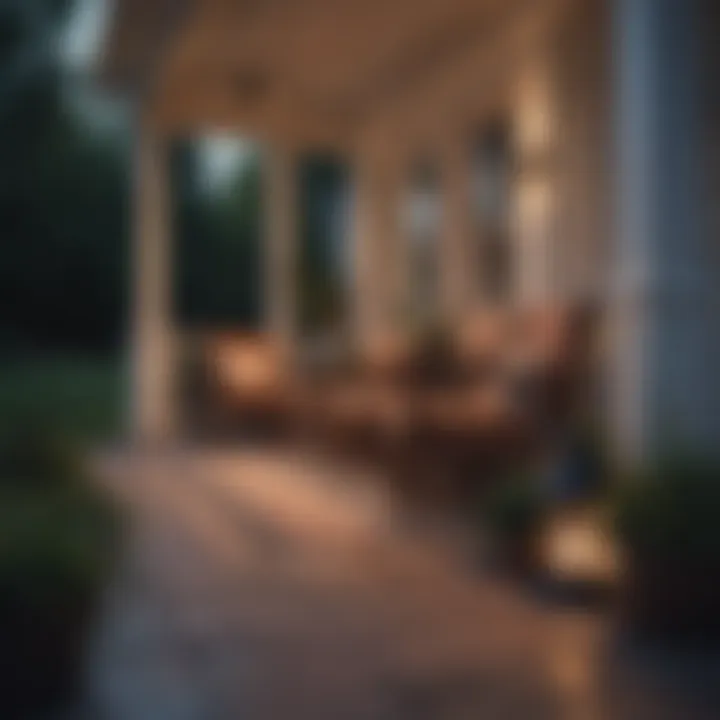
[441,141,475,324]
[610,0,716,463]
[512,54,558,306]
[131,120,175,443]
[263,145,298,362]
[351,155,400,355]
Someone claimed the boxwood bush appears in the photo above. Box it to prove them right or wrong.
[484,477,547,542]
[0,418,85,488]
[0,419,122,717]
[482,476,548,576]
[614,457,720,561]
[613,457,720,643]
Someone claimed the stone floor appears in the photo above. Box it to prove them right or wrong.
[86,448,720,720]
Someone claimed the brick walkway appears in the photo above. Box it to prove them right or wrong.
[88,449,719,720]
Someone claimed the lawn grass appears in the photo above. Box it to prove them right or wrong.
[0,356,125,443]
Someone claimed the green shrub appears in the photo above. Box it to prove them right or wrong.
[614,457,720,562]
[0,486,120,608]
[484,477,547,541]
[0,424,122,716]
[0,480,119,588]
[0,422,119,602]
[0,417,86,489]
[0,483,121,716]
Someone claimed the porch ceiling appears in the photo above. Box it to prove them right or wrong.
[102,0,562,151]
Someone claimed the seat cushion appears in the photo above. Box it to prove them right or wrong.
[205,332,287,403]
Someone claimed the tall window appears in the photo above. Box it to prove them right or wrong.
[403,160,442,330]
[473,121,513,303]
[299,157,348,336]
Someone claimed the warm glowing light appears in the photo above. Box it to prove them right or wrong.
[213,337,283,395]
[544,513,618,583]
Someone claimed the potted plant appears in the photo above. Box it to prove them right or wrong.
[483,477,548,577]
[613,457,720,644]
[0,422,122,718]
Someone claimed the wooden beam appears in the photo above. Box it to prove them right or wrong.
[107,0,571,153]
[358,0,572,149]
[151,78,354,151]
[100,0,194,95]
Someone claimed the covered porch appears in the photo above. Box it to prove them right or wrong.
[103,0,720,466]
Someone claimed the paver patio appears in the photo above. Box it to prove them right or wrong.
[87,448,720,720]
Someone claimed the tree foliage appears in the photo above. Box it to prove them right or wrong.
[0,0,129,353]
[0,1,347,355]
